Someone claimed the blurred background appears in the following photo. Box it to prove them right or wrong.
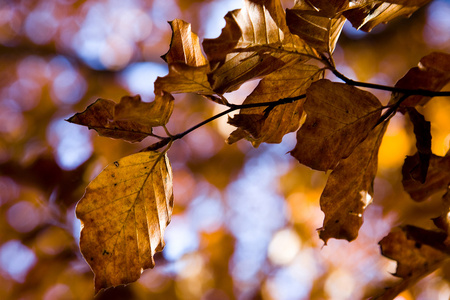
[0,0,449,299]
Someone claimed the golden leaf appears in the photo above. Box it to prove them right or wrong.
[291,79,382,171]
[318,122,387,243]
[76,151,173,293]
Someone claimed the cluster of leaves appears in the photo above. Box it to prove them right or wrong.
[68,0,450,298]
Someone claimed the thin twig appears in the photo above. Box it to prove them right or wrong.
[173,94,307,140]
[331,68,450,97]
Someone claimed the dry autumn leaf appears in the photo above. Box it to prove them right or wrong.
[318,122,388,243]
[67,93,174,143]
[291,79,382,171]
[76,151,173,293]
[227,64,323,146]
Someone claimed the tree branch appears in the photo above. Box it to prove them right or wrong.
[144,64,450,151]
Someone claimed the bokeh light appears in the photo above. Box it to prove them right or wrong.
[47,118,93,170]
[0,240,36,282]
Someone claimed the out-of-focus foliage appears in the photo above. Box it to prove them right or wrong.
[1,1,450,300]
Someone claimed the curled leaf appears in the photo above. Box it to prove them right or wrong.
[162,19,208,67]
[67,93,174,143]
[76,151,173,293]
[291,79,382,171]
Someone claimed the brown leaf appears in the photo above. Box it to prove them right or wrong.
[115,94,174,127]
[67,94,174,143]
[203,0,318,93]
[76,151,173,293]
[393,52,450,108]
[376,226,449,300]
[291,79,382,171]
[286,3,346,53]
[228,64,323,147]
[402,151,450,202]
[162,19,207,67]
[318,122,387,243]
[405,108,431,183]
[343,1,429,32]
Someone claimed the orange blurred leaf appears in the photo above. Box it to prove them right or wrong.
[76,151,173,293]
[319,122,387,243]
[67,94,174,142]
[291,79,382,171]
